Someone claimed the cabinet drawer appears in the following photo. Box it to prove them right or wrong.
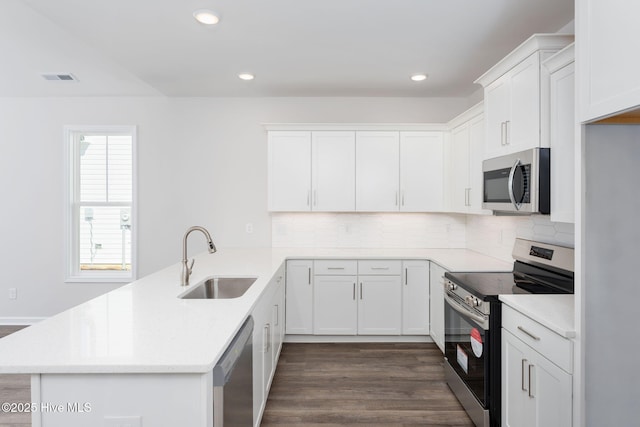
[358,260,402,275]
[502,305,573,373]
[314,260,357,275]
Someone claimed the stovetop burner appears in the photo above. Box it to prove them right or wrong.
[445,239,575,299]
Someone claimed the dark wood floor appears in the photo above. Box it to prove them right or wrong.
[261,342,473,427]
[0,330,472,427]
[0,326,30,427]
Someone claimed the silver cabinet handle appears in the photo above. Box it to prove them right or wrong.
[308,267,311,284]
[353,283,356,300]
[505,120,510,145]
[402,191,405,206]
[371,267,389,270]
[395,191,398,206]
[263,324,270,353]
[517,326,540,341]
[521,359,528,391]
[508,158,522,211]
[528,364,535,398]
[274,304,279,326]
[327,267,344,270]
[405,268,408,285]
[500,122,506,146]
[360,282,363,300]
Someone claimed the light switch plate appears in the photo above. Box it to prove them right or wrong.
[104,415,142,427]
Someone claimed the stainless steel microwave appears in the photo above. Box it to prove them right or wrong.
[482,148,550,214]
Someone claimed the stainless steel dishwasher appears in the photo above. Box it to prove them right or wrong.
[213,316,254,427]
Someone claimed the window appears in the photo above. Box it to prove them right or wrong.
[65,126,136,282]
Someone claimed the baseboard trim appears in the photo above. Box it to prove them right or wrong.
[0,317,47,326]
[284,335,432,343]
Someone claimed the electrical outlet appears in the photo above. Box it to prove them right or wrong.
[104,416,141,427]
[245,223,254,234]
[8,288,17,300]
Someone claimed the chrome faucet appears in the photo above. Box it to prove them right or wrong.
[181,226,217,286]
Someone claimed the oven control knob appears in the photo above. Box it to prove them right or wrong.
[446,282,457,291]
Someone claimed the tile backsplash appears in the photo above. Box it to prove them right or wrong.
[271,213,467,248]
[466,214,574,262]
[271,213,574,262]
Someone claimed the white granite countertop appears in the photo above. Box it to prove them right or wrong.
[0,247,510,374]
[499,294,575,338]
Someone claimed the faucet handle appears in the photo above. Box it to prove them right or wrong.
[188,259,195,275]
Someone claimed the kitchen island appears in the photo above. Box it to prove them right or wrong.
[0,247,511,426]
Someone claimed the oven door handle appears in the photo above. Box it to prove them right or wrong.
[444,292,488,326]
[507,157,522,211]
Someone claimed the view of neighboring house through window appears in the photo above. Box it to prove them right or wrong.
[65,126,136,282]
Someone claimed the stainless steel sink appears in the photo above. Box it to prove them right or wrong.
[180,277,257,299]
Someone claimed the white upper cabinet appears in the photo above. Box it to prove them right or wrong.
[356,131,400,211]
[447,103,490,214]
[311,131,356,211]
[544,45,575,224]
[400,132,444,212]
[268,131,311,211]
[475,34,574,160]
[578,0,640,121]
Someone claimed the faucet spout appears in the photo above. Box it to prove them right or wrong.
[181,226,217,286]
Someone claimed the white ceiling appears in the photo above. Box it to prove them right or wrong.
[2,0,574,98]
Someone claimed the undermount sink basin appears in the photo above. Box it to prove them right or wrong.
[180,277,257,299]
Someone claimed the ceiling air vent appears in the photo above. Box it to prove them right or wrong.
[41,73,78,82]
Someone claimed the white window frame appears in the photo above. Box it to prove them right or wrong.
[64,125,137,283]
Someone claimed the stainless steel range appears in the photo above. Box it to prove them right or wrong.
[443,239,574,427]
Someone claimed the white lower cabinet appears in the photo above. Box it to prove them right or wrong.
[285,260,313,334]
[402,260,430,335]
[429,262,447,352]
[313,274,358,334]
[502,306,572,427]
[309,260,406,336]
[358,275,402,335]
[253,266,285,427]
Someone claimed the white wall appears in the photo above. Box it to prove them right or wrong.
[0,95,468,319]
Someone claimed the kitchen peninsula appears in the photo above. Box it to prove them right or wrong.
[0,247,510,426]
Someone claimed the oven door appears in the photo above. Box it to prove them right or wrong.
[444,291,490,408]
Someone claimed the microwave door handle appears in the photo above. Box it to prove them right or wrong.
[507,158,522,211]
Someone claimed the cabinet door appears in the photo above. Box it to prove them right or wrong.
[549,62,575,224]
[400,131,444,212]
[530,347,573,427]
[450,124,471,213]
[268,131,311,211]
[312,131,356,211]
[356,131,400,211]
[578,0,640,121]
[358,275,402,335]
[429,263,446,352]
[484,74,510,159]
[468,114,490,214]
[502,329,573,427]
[508,53,541,154]
[401,260,430,335]
[502,329,531,427]
[272,277,285,366]
[313,275,358,335]
[285,260,313,335]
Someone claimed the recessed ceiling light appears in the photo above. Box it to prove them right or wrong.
[193,9,220,25]
[238,73,255,81]
[411,74,428,82]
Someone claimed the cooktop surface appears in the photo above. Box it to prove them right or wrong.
[444,270,572,300]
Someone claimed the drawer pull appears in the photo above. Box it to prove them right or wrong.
[371,267,389,270]
[528,364,535,398]
[327,267,345,270]
[521,359,528,391]
[517,326,541,341]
